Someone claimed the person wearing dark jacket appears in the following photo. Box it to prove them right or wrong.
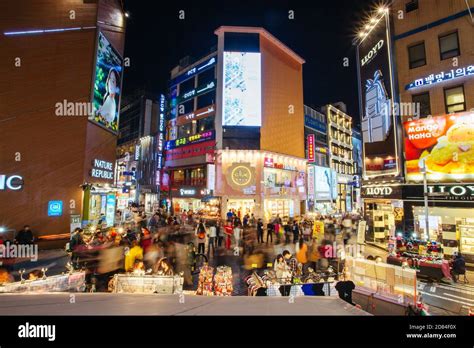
[451,252,466,282]
[257,219,264,244]
[15,225,34,244]
[292,221,300,244]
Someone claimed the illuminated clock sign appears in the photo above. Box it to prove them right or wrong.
[0,175,24,191]
[165,130,215,150]
[226,162,256,191]
[405,65,474,91]
[178,80,216,104]
[169,56,217,87]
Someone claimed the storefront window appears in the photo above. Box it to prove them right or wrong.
[196,116,214,133]
[171,167,206,187]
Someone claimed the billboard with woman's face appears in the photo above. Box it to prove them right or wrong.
[90,32,123,133]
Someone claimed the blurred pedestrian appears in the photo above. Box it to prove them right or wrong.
[195,220,207,254]
[257,219,264,244]
[292,220,300,244]
[15,225,34,245]
[208,223,217,255]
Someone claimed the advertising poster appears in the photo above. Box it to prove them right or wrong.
[90,32,124,133]
[314,166,332,200]
[222,52,262,126]
[357,12,398,177]
[404,111,474,182]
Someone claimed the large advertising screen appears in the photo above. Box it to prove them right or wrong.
[90,32,123,133]
[222,52,262,126]
[314,166,332,201]
[357,12,399,177]
[404,111,474,182]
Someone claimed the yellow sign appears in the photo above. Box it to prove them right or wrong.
[313,220,324,239]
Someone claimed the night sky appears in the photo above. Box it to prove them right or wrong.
[122,0,379,125]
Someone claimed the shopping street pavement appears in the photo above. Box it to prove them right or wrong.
[0,293,369,315]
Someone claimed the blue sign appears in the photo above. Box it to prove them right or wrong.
[48,200,63,217]
[304,115,326,133]
[169,56,217,87]
[405,65,473,91]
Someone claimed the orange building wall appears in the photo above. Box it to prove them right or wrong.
[0,0,125,237]
[259,35,305,158]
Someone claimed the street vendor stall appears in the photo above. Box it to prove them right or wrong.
[386,252,451,282]
[111,273,183,294]
[0,271,86,293]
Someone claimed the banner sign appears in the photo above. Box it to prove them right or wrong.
[165,130,215,150]
[405,65,474,91]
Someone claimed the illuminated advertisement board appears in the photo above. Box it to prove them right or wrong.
[357,12,399,177]
[314,166,333,201]
[222,52,262,126]
[90,32,123,133]
[404,111,474,182]
[165,130,215,150]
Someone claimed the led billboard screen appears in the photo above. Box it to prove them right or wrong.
[404,111,474,182]
[90,32,123,133]
[222,52,262,127]
[357,13,399,177]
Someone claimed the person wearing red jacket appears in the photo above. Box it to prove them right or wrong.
[224,222,233,250]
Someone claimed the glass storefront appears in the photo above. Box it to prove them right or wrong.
[264,199,295,221]
[413,206,474,257]
[364,199,403,241]
[227,199,256,217]
[88,192,116,227]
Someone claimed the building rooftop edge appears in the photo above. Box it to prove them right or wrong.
[214,26,306,64]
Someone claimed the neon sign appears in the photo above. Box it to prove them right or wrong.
[91,159,114,180]
[178,80,216,103]
[165,130,215,150]
[405,65,474,91]
[307,134,315,163]
[169,56,217,87]
[0,175,23,191]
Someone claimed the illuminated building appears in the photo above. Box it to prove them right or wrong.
[163,26,307,221]
[356,1,474,258]
[0,0,127,238]
[116,92,165,213]
[323,103,356,213]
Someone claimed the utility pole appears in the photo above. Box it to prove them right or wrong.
[420,158,429,241]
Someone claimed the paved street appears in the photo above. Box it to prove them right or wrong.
[0,293,369,316]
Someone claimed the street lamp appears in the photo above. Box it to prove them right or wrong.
[419,158,429,241]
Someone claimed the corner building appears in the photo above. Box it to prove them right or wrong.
[0,0,126,238]
[163,26,306,222]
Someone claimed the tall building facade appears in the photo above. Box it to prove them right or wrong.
[0,0,127,238]
[116,93,164,213]
[324,104,355,213]
[304,105,333,214]
[163,26,307,222]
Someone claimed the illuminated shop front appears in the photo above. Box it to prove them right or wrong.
[216,150,307,222]
[82,158,118,228]
[403,184,474,261]
[361,185,404,242]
